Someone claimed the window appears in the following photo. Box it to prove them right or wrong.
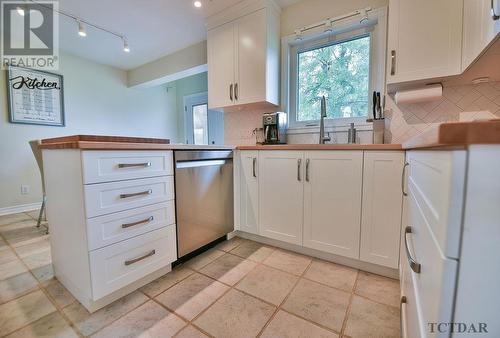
[297,36,371,121]
[192,103,208,145]
[285,8,387,129]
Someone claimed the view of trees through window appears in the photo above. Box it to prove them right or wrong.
[297,35,370,121]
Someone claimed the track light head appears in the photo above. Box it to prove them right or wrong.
[77,20,87,37]
[123,38,130,53]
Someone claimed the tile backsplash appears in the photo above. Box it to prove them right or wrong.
[223,81,500,146]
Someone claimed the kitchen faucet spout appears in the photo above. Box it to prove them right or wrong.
[319,96,331,144]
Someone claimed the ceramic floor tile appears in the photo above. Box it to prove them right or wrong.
[63,290,148,336]
[0,259,28,281]
[184,248,225,271]
[229,241,274,262]
[303,260,358,292]
[42,278,76,308]
[194,289,275,338]
[0,213,32,226]
[282,279,350,333]
[140,266,193,298]
[25,210,43,220]
[21,249,52,270]
[14,237,51,258]
[175,325,208,338]
[0,238,8,251]
[199,253,256,286]
[31,264,54,282]
[263,250,312,276]
[155,272,229,320]
[4,311,78,338]
[91,300,186,338]
[0,248,18,265]
[0,271,39,304]
[344,295,400,338]
[214,237,246,252]
[236,264,298,305]
[0,289,56,336]
[0,220,45,246]
[261,310,339,338]
[355,271,400,308]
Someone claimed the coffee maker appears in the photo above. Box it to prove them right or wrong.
[263,112,287,144]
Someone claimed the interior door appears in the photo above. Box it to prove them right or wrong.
[208,21,235,109]
[184,92,224,145]
[303,151,363,258]
[258,151,304,245]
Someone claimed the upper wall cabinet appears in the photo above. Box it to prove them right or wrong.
[386,0,463,84]
[462,0,500,70]
[207,0,280,111]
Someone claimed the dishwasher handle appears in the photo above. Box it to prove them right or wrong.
[176,159,231,169]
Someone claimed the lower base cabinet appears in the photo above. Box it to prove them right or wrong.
[236,149,405,268]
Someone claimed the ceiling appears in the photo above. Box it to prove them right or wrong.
[56,0,299,70]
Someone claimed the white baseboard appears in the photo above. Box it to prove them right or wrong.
[0,202,41,216]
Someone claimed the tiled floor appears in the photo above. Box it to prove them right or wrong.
[0,212,401,338]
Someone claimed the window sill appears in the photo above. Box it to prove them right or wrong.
[287,120,374,135]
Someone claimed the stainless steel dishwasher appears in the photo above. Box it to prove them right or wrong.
[174,150,234,258]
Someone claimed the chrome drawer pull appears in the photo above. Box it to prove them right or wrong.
[404,226,421,273]
[124,249,156,266]
[305,159,310,182]
[402,162,409,196]
[400,296,407,336]
[120,189,152,199]
[492,0,499,20]
[297,158,302,181]
[252,158,257,178]
[121,216,154,229]
[390,50,396,75]
[118,162,152,168]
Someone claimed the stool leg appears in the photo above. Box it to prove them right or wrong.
[37,196,46,228]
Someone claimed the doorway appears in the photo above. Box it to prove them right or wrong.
[184,92,224,145]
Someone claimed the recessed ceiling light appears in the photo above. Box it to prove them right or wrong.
[194,1,202,8]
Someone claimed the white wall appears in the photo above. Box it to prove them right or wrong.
[0,52,178,211]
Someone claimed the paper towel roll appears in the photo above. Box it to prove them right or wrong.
[395,84,442,104]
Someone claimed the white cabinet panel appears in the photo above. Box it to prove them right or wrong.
[82,150,173,184]
[387,0,463,83]
[90,226,176,299]
[237,151,259,234]
[360,151,404,268]
[259,151,304,245]
[303,151,363,259]
[208,21,235,109]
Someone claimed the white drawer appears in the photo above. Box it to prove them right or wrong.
[405,187,458,337]
[406,150,466,259]
[87,201,175,250]
[89,225,176,299]
[85,176,174,218]
[82,150,173,184]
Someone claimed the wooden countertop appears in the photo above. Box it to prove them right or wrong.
[402,120,500,149]
[236,144,403,150]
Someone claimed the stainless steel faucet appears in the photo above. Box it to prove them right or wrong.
[319,96,331,144]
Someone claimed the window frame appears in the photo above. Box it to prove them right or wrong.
[282,7,387,131]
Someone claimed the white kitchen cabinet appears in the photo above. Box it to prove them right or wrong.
[360,151,404,268]
[462,0,500,70]
[236,151,259,235]
[207,0,280,110]
[387,0,463,84]
[303,151,363,259]
[258,151,304,245]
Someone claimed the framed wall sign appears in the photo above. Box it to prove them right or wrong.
[6,66,65,126]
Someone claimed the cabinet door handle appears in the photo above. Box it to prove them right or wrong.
[402,162,409,196]
[234,83,238,100]
[124,249,156,266]
[305,159,310,182]
[229,83,233,101]
[404,226,421,273]
[390,50,396,75]
[252,157,257,177]
[120,189,152,199]
[122,216,154,229]
[400,296,407,335]
[118,162,151,168]
[492,0,500,20]
[297,159,302,181]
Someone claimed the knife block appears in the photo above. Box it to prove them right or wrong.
[372,119,385,144]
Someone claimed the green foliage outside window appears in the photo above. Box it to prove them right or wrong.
[297,35,370,121]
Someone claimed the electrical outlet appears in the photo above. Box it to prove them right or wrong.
[21,185,30,195]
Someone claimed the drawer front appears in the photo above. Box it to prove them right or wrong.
[82,150,173,184]
[406,150,466,259]
[402,257,423,338]
[406,187,458,337]
[90,225,176,299]
[87,201,175,250]
[85,176,174,218]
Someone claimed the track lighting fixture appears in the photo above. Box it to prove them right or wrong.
[123,38,130,53]
[77,20,87,37]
